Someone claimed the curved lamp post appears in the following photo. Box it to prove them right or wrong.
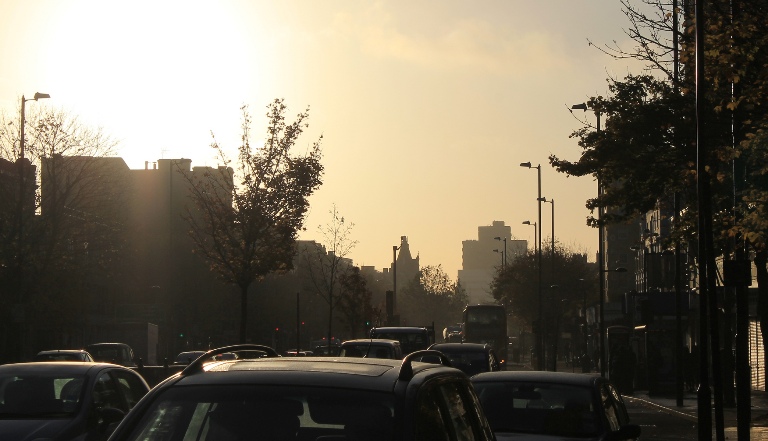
[520,161,544,370]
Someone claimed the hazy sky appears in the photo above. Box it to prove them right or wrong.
[1,1,646,278]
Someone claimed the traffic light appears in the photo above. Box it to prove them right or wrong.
[179,332,185,338]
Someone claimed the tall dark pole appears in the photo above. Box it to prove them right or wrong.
[673,0,686,409]
[393,244,400,322]
[571,102,606,376]
[695,1,713,438]
[15,93,49,362]
[296,292,301,351]
[522,162,544,370]
[727,1,751,438]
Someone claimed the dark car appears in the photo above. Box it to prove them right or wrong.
[33,349,95,363]
[107,344,496,441]
[172,351,207,365]
[471,371,641,441]
[369,326,432,356]
[339,338,403,359]
[427,342,501,376]
[85,343,136,367]
[0,361,150,441]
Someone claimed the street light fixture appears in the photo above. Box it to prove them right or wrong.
[494,236,507,266]
[521,161,544,370]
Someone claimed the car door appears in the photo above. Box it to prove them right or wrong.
[414,378,495,441]
[600,382,631,431]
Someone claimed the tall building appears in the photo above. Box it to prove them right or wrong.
[458,221,527,305]
[393,235,419,292]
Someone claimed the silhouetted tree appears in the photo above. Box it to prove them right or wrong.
[399,265,467,340]
[0,104,121,361]
[490,242,597,333]
[337,266,374,339]
[183,100,323,343]
[301,205,357,349]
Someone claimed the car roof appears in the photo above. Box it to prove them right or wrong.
[0,361,129,375]
[86,342,131,347]
[471,370,603,387]
[341,339,401,346]
[430,343,491,352]
[371,326,427,332]
[37,349,90,354]
[167,345,463,392]
[177,357,449,391]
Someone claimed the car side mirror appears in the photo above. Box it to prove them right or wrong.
[604,424,641,441]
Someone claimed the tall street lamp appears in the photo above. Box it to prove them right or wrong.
[599,266,627,377]
[571,102,607,376]
[494,236,507,266]
[522,221,537,254]
[520,161,544,370]
[17,92,50,279]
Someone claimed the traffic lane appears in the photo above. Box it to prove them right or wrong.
[623,395,697,440]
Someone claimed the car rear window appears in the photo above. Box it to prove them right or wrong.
[122,385,395,441]
[473,381,598,437]
[0,374,85,417]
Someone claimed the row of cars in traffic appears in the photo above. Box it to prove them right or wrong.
[0,335,641,441]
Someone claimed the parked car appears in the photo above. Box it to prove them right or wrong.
[427,342,501,376]
[339,338,403,359]
[107,344,496,441]
[311,344,341,356]
[172,351,207,366]
[471,371,641,441]
[0,361,150,441]
[85,343,136,367]
[33,349,95,362]
[369,326,432,356]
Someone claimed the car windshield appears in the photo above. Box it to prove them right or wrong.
[441,352,489,375]
[340,344,391,358]
[0,374,85,418]
[473,381,598,437]
[88,345,131,363]
[123,385,394,441]
[371,331,428,355]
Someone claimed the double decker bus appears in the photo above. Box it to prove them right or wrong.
[462,304,508,367]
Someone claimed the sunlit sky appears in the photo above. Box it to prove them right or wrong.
[1,1,646,279]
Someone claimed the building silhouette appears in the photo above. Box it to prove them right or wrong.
[458,221,526,305]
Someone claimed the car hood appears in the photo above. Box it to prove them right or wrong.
[494,432,598,441]
[0,418,75,441]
